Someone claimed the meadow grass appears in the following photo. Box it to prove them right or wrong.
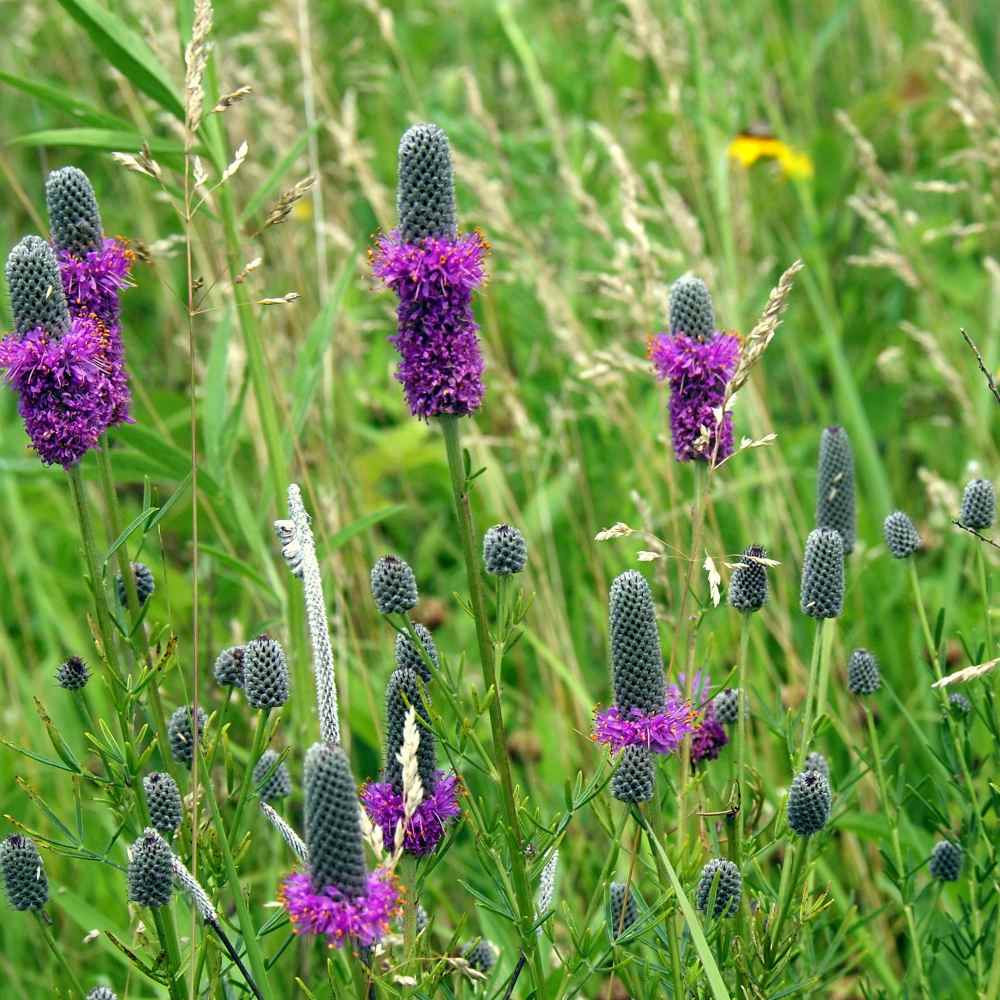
[0,0,998,997]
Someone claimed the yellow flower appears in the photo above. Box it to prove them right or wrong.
[727,133,814,180]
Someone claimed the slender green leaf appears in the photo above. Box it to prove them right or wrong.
[240,127,317,223]
[11,128,185,161]
[53,0,184,119]
[325,505,407,552]
[0,72,132,129]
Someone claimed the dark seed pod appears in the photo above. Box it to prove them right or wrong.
[695,858,742,918]
[394,623,439,684]
[244,634,290,709]
[46,166,104,257]
[462,939,497,974]
[713,688,743,725]
[728,544,768,613]
[948,692,972,718]
[804,752,829,780]
[143,772,182,834]
[668,274,716,342]
[115,562,155,607]
[303,743,367,897]
[609,882,637,939]
[397,123,457,244]
[384,668,437,794]
[883,511,921,559]
[960,479,995,531]
[609,571,665,715]
[370,555,418,614]
[483,523,528,575]
[0,835,48,911]
[815,427,856,554]
[213,645,245,688]
[929,840,963,881]
[167,705,206,766]
[611,745,654,803]
[86,988,118,1000]
[127,828,174,908]
[56,655,90,691]
[254,749,292,802]
[787,767,832,837]
[6,235,70,336]
[800,528,844,619]
[847,649,881,696]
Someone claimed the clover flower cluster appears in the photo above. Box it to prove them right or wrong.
[0,169,132,466]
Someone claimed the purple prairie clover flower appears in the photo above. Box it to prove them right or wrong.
[57,240,132,329]
[649,330,740,463]
[667,673,729,764]
[371,230,487,418]
[280,868,400,949]
[360,771,462,856]
[593,697,697,755]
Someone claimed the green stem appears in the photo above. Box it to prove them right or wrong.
[228,709,271,845]
[770,838,809,951]
[151,905,187,1000]
[986,896,1000,1000]
[96,439,179,783]
[977,545,995,657]
[864,708,930,999]
[734,613,752,962]
[815,615,835,728]
[438,415,542,990]
[401,855,418,972]
[796,620,826,770]
[908,561,991,856]
[37,914,87,999]
[196,751,274,999]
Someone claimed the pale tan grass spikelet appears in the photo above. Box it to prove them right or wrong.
[932,658,1000,688]
[185,0,214,136]
[390,706,423,865]
[213,86,253,114]
[728,259,804,396]
[901,321,973,414]
[260,176,316,231]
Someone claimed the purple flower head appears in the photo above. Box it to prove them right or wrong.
[0,316,126,466]
[649,332,740,463]
[280,867,400,949]
[667,674,729,764]
[360,771,461,856]
[372,230,487,418]
[57,239,132,330]
[593,693,697,755]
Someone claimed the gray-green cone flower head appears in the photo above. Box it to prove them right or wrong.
[384,667,437,794]
[46,167,104,257]
[483,523,528,575]
[609,570,665,715]
[847,648,881,696]
[668,274,716,342]
[713,688,743,725]
[804,752,829,780]
[608,882,637,939]
[127,828,174,908]
[728,544,768,613]
[695,858,742,918]
[86,988,118,1000]
[948,692,972,719]
[0,835,48,911]
[6,235,70,336]
[462,939,497,974]
[303,743,367,897]
[371,555,418,614]
[800,528,844,619]
[244,633,290,709]
[929,840,963,881]
[254,748,293,802]
[960,479,995,530]
[883,511,921,559]
[213,645,245,688]
[815,426,856,554]
[787,767,832,837]
[115,562,154,607]
[394,623,439,684]
[56,654,90,691]
[143,772,182,834]
[167,704,206,767]
[611,745,654,803]
[398,123,457,244]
